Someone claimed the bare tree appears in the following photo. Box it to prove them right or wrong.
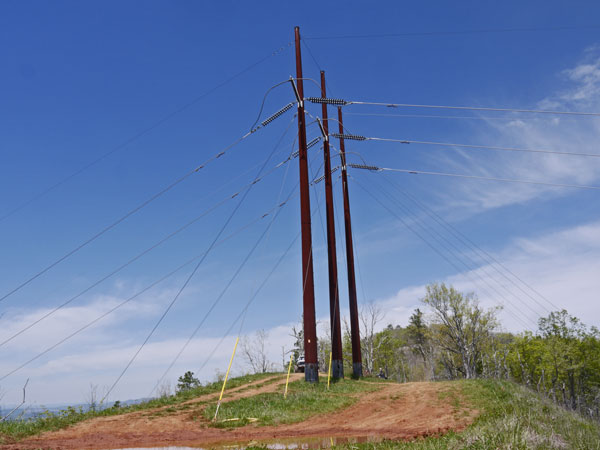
[156,379,172,398]
[290,319,304,357]
[309,320,330,370]
[422,283,499,379]
[241,329,274,374]
[360,302,385,374]
[86,383,98,412]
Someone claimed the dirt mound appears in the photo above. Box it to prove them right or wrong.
[4,379,478,450]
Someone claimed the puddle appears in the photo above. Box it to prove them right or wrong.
[108,435,380,449]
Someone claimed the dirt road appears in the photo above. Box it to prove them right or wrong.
[3,378,478,449]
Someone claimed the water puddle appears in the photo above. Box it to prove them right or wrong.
[109,435,380,449]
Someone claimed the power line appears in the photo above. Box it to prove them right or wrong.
[301,39,323,72]
[0,119,299,348]
[371,167,600,191]
[346,101,600,117]
[149,176,300,396]
[0,101,294,305]
[351,176,535,330]
[367,174,543,326]
[106,185,288,402]
[191,227,302,388]
[365,173,540,326]
[381,173,560,314]
[101,112,296,401]
[184,171,329,390]
[308,146,328,248]
[249,78,297,131]
[345,112,567,122]
[0,198,288,382]
[0,43,292,224]
[367,136,600,158]
[304,25,600,40]
[357,175,536,330]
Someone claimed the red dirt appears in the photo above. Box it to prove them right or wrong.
[3,378,478,450]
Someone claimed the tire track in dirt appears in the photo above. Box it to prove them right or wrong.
[39,374,295,437]
[5,380,478,450]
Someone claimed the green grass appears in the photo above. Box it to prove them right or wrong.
[3,374,598,449]
[205,378,383,428]
[331,380,600,450]
[0,372,279,444]
[244,379,600,450]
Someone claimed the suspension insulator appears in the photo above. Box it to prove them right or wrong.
[349,163,380,171]
[331,133,367,141]
[306,97,348,106]
[261,102,295,127]
[306,137,321,149]
[312,174,326,184]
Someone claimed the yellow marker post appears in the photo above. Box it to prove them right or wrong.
[327,351,333,390]
[213,336,239,421]
[284,354,293,398]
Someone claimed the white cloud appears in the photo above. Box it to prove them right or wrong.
[0,285,178,354]
[560,47,600,104]
[4,46,600,411]
[433,49,600,214]
[2,219,599,405]
[374,219,600,333]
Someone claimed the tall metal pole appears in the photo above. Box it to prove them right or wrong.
[337,106,363,378]
[320,71,343,379]
[294,26,318,382]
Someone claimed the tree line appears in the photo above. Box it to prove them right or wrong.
[295,283,600,421]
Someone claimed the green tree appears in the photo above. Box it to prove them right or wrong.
[406,308,435,380]
[507,310,600,413]
[422,283,500,379]
[176,371,200,393]
[372,325,407,381]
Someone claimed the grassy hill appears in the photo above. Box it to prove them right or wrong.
[1,374,598,449]
[337,379,600,450]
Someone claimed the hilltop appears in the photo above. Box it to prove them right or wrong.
[1,373,598,449]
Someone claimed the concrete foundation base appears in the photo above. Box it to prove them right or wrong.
[331,359,344,379]
[305,363,319,382]
[352,362,363,379]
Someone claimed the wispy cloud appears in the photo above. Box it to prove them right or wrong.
[374,219,600,333]
[0,284,179,354]
[2,219,599,405]
[433,48,600,214]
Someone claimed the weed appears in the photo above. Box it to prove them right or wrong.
[0,372,278,443]
[205,378,382,428]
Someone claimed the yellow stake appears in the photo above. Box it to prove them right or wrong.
[327,351,333,390]
[213,336,239,421]
[284,354,293,398]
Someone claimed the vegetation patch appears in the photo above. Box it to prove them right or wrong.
[0,372,278,443]
[204,378,382,428]
[323,379,600,449]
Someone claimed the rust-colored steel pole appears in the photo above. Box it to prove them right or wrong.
[337,106,363,378]
[295,26,318,382]
[320,71,343,379]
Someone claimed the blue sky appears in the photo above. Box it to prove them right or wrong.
[1,1,600,406]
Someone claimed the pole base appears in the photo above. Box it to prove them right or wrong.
[331,360,344,379]
[304,363,319,382]
[352,362,363,379]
